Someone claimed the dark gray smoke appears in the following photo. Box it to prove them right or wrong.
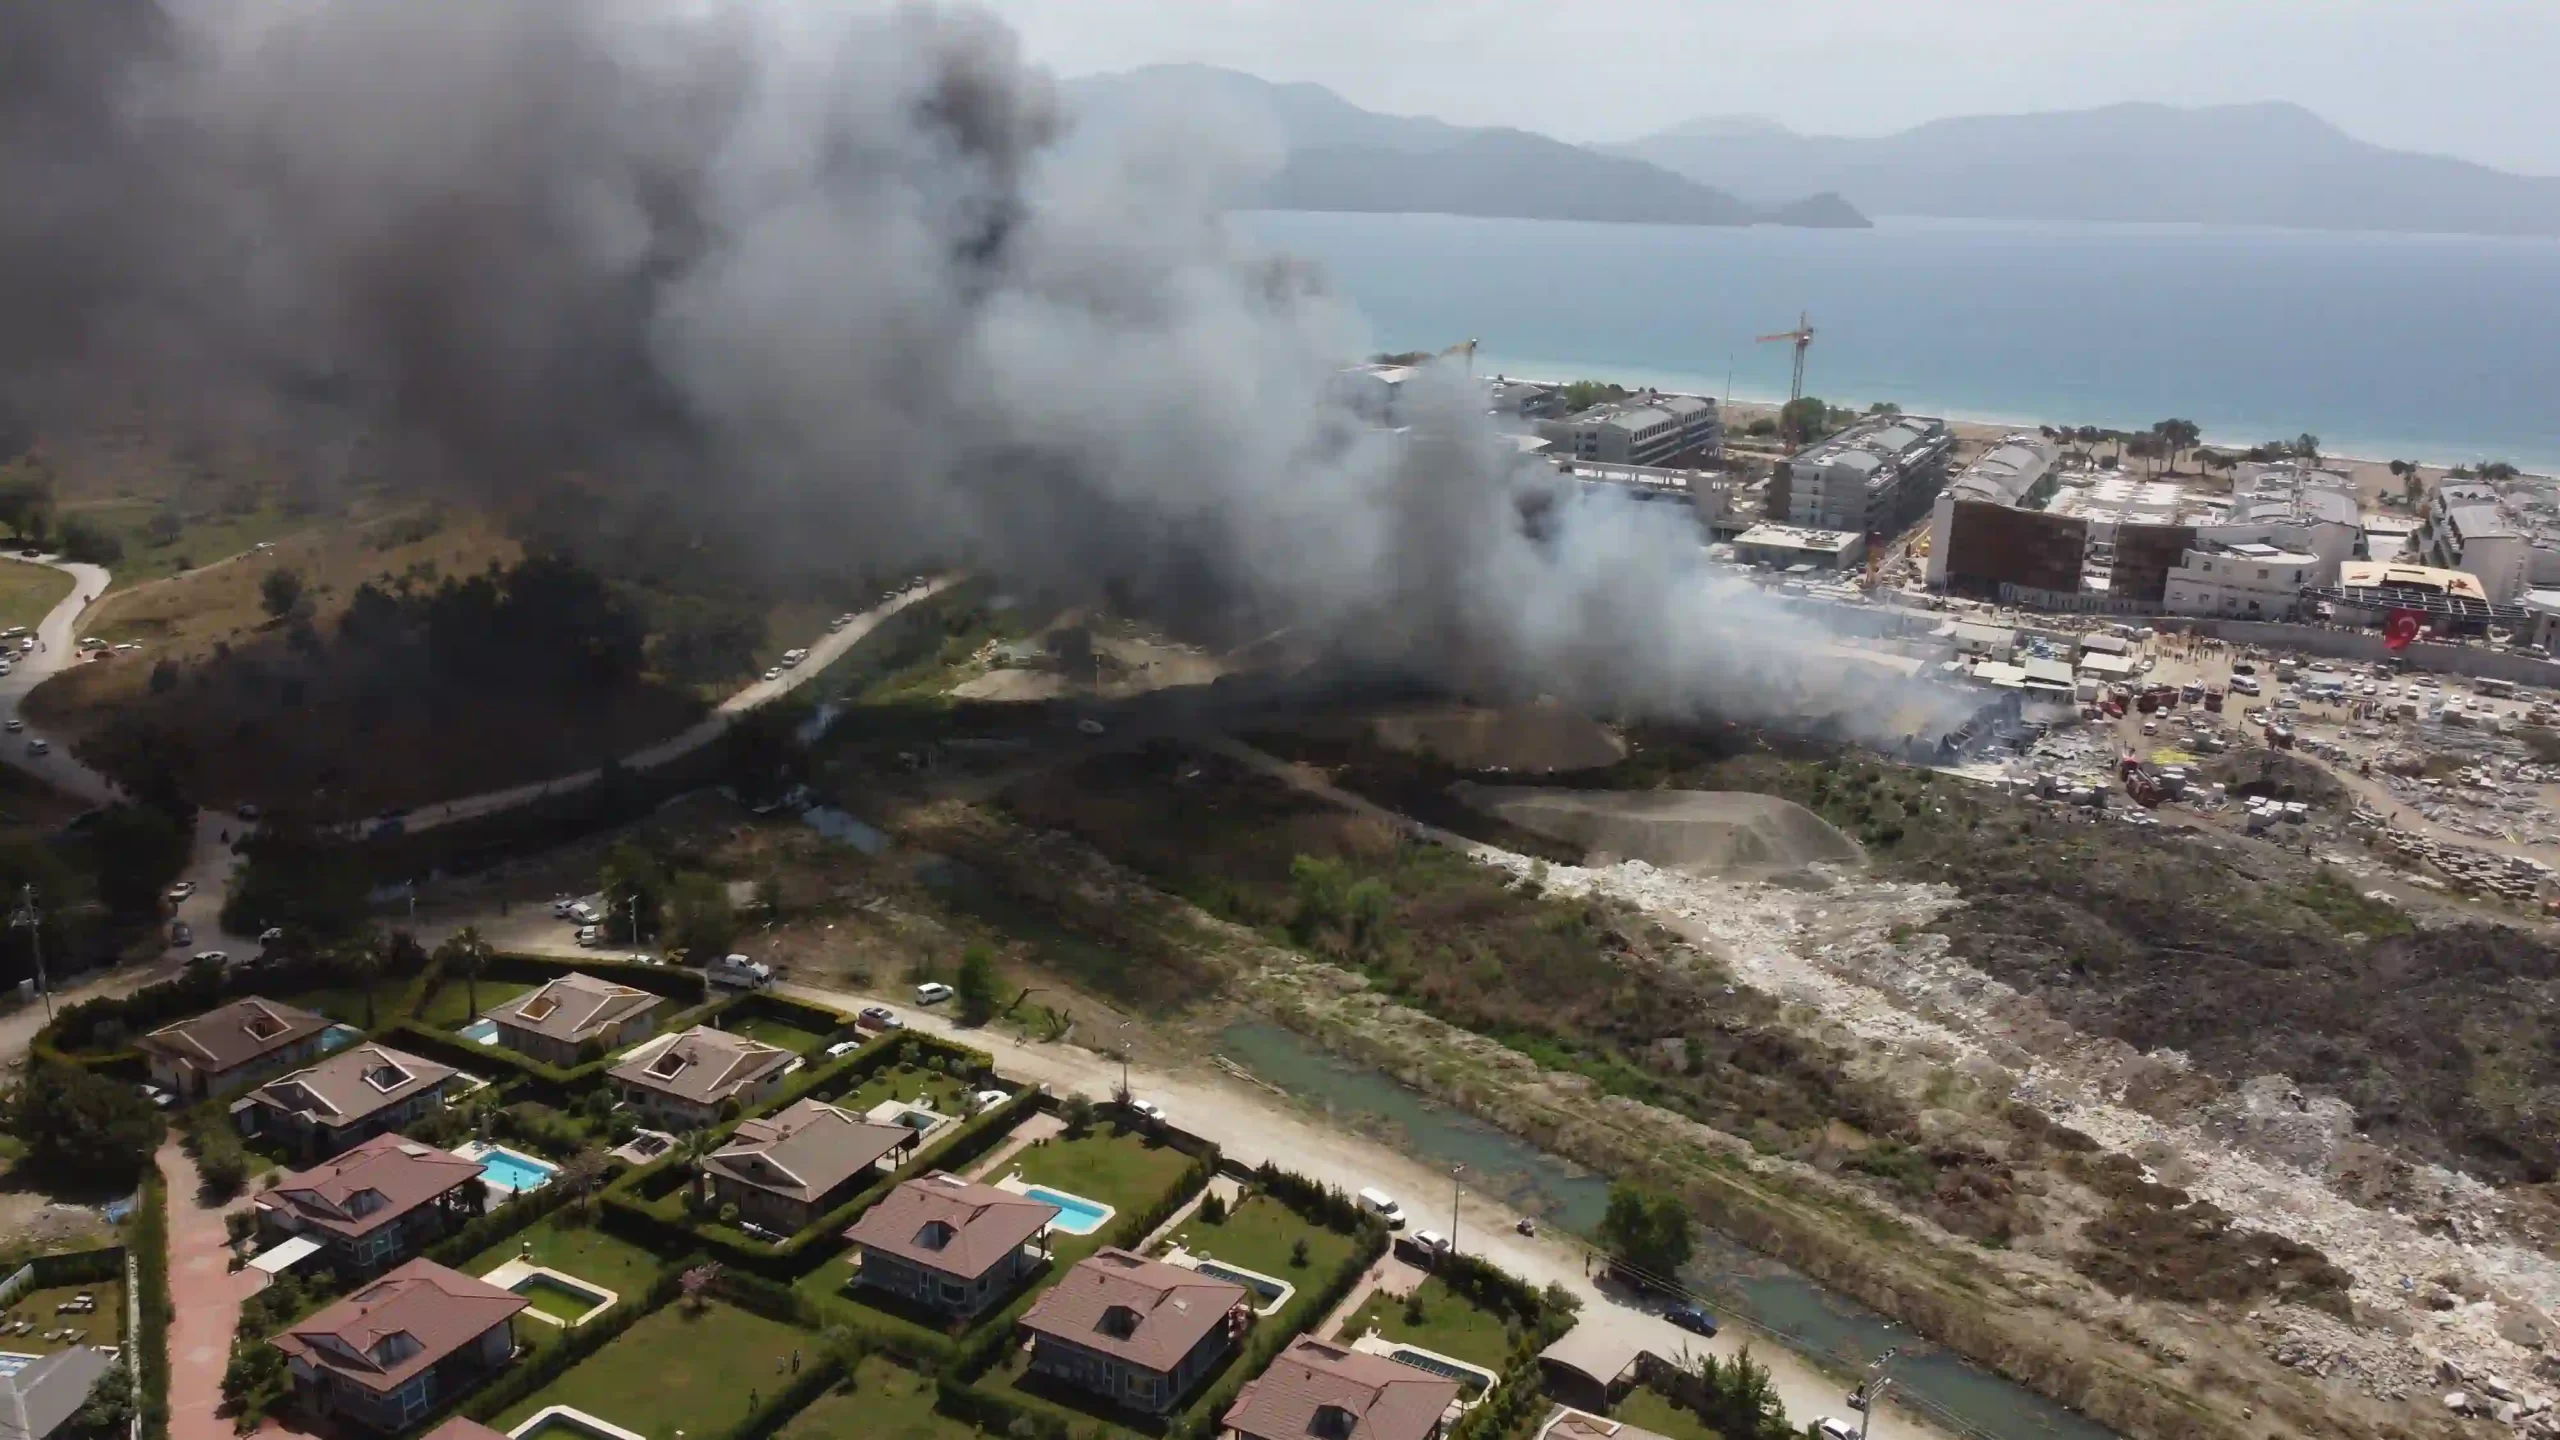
[0,0,1964,743]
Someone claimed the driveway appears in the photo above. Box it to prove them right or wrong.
[156,1143,285,1440]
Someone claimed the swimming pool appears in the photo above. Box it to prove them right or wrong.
[1023,1185,1115,1236]
[1389,1348,1493,1396]
[0,1353,36,1379]
[1195,1261,1284,1302]
[319,1024,362,1053]
[509,1273,612,1323]
[455,1142,558,1194]
[457,1018,500,1045]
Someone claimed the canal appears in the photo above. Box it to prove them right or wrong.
[1218,1019,2119,1440]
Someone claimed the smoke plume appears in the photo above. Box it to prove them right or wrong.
[0,0,1963,744]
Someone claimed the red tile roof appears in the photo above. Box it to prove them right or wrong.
[137,997,329,1075]
[702,1099,909,1205]
[1019,1248,1246,1373]
[608,1026,792,1107]
[845,1172,1058,1282]
[1225,1339,1461,1440]
[259,1134,485,1241]
[495,973,661,1046]
[245,1044,457,1129]
[270,1259,526,1394]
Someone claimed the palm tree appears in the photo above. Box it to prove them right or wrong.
[436,927,491,1018]
[342,933,386,1029]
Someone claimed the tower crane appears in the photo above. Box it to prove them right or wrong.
[1755,312,1815,403]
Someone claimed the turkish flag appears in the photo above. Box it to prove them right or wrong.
[2384,610,2421,651]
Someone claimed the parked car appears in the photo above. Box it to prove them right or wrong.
[708,953,775,989]
[258,927,286,945]
[1816,1420,1859,1440]
[189,950,230,972]
[913,980,953,1005]
[970,1089,1009,1113]
[823,1040,862,1060]
[1405,1229,1452,1258]
[762,667,782,682]
[166,881,196,902]
[24,739,45,756]
[168,921,191,948]
[1666,1303,1719,1338]
[1356,1187,1406,1229]
[857,1005,903,1030]
[1126,1098,1166,1125]
[1,720,19,734]
[575,925,601,947]
[236,803,261,820]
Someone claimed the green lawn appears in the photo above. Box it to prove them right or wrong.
[0,559,71,633]
[493,1301,815,1435]
[0,1280,123,1352]
[287,982,407,1029]
[419,979,536,1029]
[1616,1387,1726,1440]
[1006,1124,1197,1218]
[461,1216,671,1303]
[780,1356,982,1440]
[726,1015,828,1054]
[68,499,309,592]
[825,1066,974,1118]
[1335,1276,1519,1371]
[1160,1193,1355,1298]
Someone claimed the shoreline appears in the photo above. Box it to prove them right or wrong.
[1474,352,2552,477]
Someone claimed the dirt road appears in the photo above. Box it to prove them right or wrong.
[774,980,1929,1440]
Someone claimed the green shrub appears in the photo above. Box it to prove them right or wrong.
[132,1180,170,1440]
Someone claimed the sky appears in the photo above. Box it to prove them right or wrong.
[974,0,2560,177]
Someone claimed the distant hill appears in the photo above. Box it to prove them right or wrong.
[1612,101,2560,236]
[1065,65,1867,230]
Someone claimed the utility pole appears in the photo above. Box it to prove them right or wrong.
[1450,1164,1464,1255]
[1117,1021,1132,1105]
[1855,1348,1899,1440]
[11,885,48,1022]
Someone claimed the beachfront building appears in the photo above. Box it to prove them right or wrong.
[2163,541,2322,619]
[1925,434,2059,588]
[2416,482,2534,603]
[1536,394,1722,468]
[1768,414,1952,537]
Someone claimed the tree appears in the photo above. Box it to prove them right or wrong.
[11,1061,163,1185]
[955,943,999,1025]
[2151,418,2201,473]
[55,517,120,565]
[2294,432,2321,461]
[83,804,188,920]
[598,841,667,945]
[1560,380,1629,413]
[1059,1093,1097,1138]
[1776,395,1827,446]
[434,927,490,1017]
[680,1262,722,1313]
[259,568,306,620]
[341,935,387,1028]
[2482,460,2521,482]
[665,871,736,958]
[221,821,373,940]
[1597,1182,1693,1282]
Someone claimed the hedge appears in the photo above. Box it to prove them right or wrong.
[36,958,349,1074]
[722,1348,845,1440]
[719,989,857,1041]
[131,1177,170,1440]
[421,1166,592,1270]
[1166,1180,1387,1440]
[21,1245,126,1288]
[479,952,708,1006]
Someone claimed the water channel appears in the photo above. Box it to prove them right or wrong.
[1218,1019,2120,1440]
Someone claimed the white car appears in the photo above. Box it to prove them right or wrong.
[16,638,31,653]
[167,881,196,902]
[1076,719,1105,736]
[970,1089,1009,1113]
[1126,1098,1166,1124]
[913,981,954,1005]
[762,667,782,682]
[1816,1420,1859,1440]
[823,1040,862,1060]
[189,950,230,971]
[24,739,45,756]
[575,925,601,947]
[552,897,578,919]
[1,720,19,734]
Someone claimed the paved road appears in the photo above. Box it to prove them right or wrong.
[774,979,1924,1440]
[0,555,116,806]
[375,578,961,837]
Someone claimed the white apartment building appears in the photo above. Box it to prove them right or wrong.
[2163,541,2320,619]
[2415,482,2533,602]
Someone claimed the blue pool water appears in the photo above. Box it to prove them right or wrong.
[1195,1260,1284,1301]
[467,1145,559,1193]
[458,1018,500,1045]
[1390,1349,1491,1395]
[319,1024,362,1053]
[1024,1185,1113,1235]
[0,1353,34,1378]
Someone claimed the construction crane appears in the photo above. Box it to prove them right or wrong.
[1755,312,1815,403]
[1439,338,1478,378]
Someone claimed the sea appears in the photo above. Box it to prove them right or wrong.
[1241,210,2560,471]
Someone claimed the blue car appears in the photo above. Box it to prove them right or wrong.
[1666,1303,1718,1338]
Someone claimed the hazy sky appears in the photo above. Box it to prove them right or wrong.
[976,0,2560,176]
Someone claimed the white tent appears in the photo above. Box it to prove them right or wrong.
[247,1236,322,1275]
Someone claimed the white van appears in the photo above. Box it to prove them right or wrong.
[1357,1187,1406,1229]
[707,953,774,989]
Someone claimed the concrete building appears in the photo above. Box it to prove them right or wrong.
[2203,462,2361,583]
[138,997,332,1102]
[491,973,661,1067]
[2323,560,2494,628]
[256,1135,488,1276]
[2363,513,2420,561]
[1483,378,1564,419]
[272,1260,527,1431]
[1924,435,2059,587]
[236,1045,460,1160]
[1767,414,1953,536]
[1333,364,1417,425]
[2164,541,2322,619]
[2417,482,2534,602]
[702,1098,915,1234]
[1020,1249,1249,1415]
[0,1347,112,1440]
[1536,394,1721,468]
[846,1173,1059,1320]
[1732,523,1865,573]
[2526,590,2560,652]
[609,1027,794,1129]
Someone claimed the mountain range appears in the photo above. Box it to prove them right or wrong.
[1062,66,1869,230]
[1612,102,2560,236]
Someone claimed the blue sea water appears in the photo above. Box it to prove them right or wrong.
[1243,211,2560,470]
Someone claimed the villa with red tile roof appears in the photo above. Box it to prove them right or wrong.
[271,1259,526,1431]
[256,1135,488,1275]
[1020,1248,1249,1415]
[844,1172,1058,1319]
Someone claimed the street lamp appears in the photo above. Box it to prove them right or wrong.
[1853,1348,1899,1440]
[1116,1022,1132,1105]
[1450,1164,1464,1256]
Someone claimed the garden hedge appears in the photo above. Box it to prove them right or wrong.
[446,1264,689,1432]
[131,1177,170,1440]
